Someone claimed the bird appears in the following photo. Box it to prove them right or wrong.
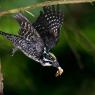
[0,5,64,77]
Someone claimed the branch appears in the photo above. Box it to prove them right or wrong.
[0,58,3,95]
[0,0,95,16]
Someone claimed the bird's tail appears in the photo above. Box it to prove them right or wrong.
[0,31,12,36]
[0,31,16,42]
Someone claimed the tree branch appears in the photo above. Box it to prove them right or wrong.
[0,0,95,16]
[0,58,3,95]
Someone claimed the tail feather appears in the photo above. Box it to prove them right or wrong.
[0,31,17,42]
[0,31,12,36]
[0,31,12,38]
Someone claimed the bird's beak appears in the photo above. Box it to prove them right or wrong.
[56,67,63,77]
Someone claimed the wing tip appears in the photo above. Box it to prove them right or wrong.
[14,13,29,23]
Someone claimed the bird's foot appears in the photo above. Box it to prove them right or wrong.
[11,48,18,56]
[56,67,63,77]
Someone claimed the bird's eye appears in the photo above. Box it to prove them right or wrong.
[50,55,53,59]
[48,55,55,62]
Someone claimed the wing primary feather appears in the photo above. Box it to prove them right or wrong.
[33,5,64,50]
[14,13,30,24]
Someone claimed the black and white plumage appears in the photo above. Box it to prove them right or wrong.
[0,5,64,77]
[33,5,64,51]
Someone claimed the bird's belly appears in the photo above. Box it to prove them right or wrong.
[13,38,44,63]
[21,49,41,63]
[14,43,43,63]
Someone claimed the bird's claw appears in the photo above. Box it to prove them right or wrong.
[11,48,18,56]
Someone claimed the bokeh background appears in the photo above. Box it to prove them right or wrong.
[0,0,95,95]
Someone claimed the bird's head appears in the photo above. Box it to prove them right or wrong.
[42,52,63,77]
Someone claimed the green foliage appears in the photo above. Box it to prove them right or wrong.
[0,0,95,95]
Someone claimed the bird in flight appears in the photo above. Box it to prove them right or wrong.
[0,5,64,77]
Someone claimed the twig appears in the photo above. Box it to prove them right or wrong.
[0,58,3,95]
[0,0,95,16]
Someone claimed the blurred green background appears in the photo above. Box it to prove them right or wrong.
[0,0,95,95]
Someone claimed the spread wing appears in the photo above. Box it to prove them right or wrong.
[14,13,42,42]
[14,13,44,55]
[33,5,64,51]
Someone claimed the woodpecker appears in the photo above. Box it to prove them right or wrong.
[0,5,64,77]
